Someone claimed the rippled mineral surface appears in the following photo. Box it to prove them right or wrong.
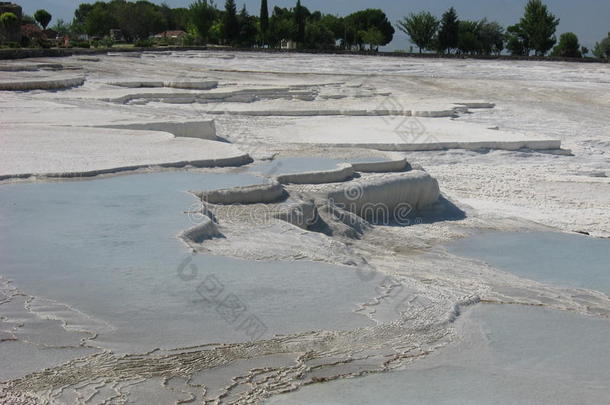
[1,51,609,404]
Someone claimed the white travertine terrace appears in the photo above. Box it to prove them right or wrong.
[98,120,218,141]
[265,116,562,152]
[276,163,355,184]
[180,217,222,243]
[0,62,65,71]
[0,75,85,91]
[184,161,441,243]
[194,181,287,205]
[351,157,410,172]
[108,80,219,90]
[317,170,441,213]
[103,87,319,104]
[0,125,251,179]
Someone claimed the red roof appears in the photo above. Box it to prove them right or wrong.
[154,30,186,38]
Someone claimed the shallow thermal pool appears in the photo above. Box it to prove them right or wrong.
[268,304,610,405]
[0,171,379,379]
[448,231,610,295]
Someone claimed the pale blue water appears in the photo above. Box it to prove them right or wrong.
[0,172,376,354]
[448,231,610,295]
[269,304,610,405]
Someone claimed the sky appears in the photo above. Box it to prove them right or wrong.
[14,0,610,50]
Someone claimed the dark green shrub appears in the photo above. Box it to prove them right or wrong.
[156,37,171,46]
[72,41,91,48]
[100,37,114,48]
[181,33,196,46]
[551,32,582,58]
[134,38,153,48]
[0,12,18,30]
[30,38,52,49]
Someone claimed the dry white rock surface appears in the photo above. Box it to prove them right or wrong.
[0,51,608,234]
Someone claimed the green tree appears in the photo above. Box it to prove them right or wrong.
[319,14,343,41]
[0,12,18,28]
[304,20,335,49]
[51,19,71,36]
[171,8,191,31]
[115,1,167,41]
[294,0,306,45]
[397,11,439,53]
[0,11,18,40]
[437,7,459,53]
[551,32,582,58]
[268,7,296,47]
[0,12,18,43]
[237,5,257,47]
[158,3,177,30]
[84,3,116,37]
[344,9,394,50]
[506,23,528,55]
[592,33,610,59]
[359,27,384,51]
[223,0,239,44]
[457,20,481,54]
[259,0,269,44]
[518,0,559,56]
[74,3,93,25]
[189,0,217,42]
[478,19,504,55]
[34,9,52,30]
[21,14,36,25]
[208,20,223,44]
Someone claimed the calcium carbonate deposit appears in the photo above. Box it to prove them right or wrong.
[0,51,609,404]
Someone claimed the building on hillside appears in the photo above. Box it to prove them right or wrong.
[153,30,187,40]
[109,29,124,42]
[0,2,22,43]
[280,39,297,50]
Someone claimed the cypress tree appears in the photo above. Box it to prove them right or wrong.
[260,0,269,33]
[295,0,306,45]
[260,0,269,45]
[438,7,459,54]
[520,0,559,56]
[223,0,239,44]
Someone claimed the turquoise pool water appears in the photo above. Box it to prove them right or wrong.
[268,304,610,405]
[0,172,376,357]
[448,231,610,295]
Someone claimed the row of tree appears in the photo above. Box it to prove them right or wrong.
[187,0,395,50]
[44,0,395,50]
[5,0,609,59]
[1,9,52,34]
[68,1,186,41]
[398,0,609,58]
[398,8,505,55]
